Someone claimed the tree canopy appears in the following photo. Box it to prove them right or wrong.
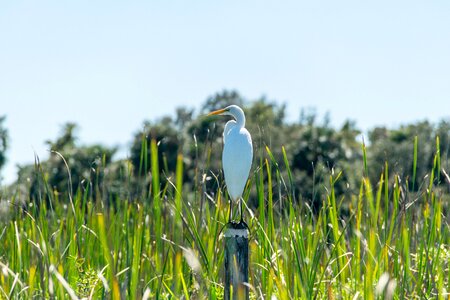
[3,91,450,210]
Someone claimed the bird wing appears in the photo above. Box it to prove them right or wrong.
[222,126,253,202]
[223,120,235,144]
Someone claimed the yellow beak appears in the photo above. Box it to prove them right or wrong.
[207,108,228,116]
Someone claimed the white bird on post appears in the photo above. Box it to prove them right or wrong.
[208,105,253,225]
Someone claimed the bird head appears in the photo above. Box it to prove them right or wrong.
[207,105,242,117]
[207,105,246,127]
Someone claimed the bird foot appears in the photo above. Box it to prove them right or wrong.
[226,219,249,230]
[239,219,249,230]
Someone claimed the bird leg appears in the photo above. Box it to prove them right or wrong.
[239,198,249,229]
[228,199,232,223]
[239,198,243,223]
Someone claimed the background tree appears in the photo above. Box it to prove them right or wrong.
[130,117,180,177]
[288,110,362,211]
[4,90,449,214]
[363,120,450,214]
[367,121,436,190]
[245,99,287,156]
[15,123,116,205]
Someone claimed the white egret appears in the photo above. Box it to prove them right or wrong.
[208,105,253,224]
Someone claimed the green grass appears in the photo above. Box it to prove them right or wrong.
[1,137,449,299]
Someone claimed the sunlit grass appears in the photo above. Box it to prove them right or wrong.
[0,136,449,299]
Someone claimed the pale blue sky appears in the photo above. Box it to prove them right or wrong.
[1,1,449,184]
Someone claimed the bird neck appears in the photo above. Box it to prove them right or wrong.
[234,111,245,128]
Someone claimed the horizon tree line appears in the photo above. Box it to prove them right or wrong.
[0,90,449,213]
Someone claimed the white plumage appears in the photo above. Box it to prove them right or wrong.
[208,105,253,223]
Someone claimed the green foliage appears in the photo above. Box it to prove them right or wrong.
[130,117,180,178]
[72,256,101,298]
[1,89,450,298]
[14,123,116,206]
[288,115,362,211]
[2,136,449,299]
[367,120,450,190]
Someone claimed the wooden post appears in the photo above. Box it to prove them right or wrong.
[224,222,249,300]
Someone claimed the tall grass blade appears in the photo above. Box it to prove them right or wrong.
[412,135,418,191]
